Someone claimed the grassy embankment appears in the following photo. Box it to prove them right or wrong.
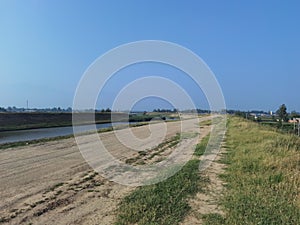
[115,134,211,224]
[0,127,111,150]
[0,122,154,150]
[0,112,179,132]
[0,112,179,149]
[0,112,115,131]
[203,117,300,224]
[0,113,117,150]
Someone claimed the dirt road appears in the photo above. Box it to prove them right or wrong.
[0,117,211,225]
[181,144,226,224]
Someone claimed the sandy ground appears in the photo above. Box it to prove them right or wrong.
[0,116,212,225]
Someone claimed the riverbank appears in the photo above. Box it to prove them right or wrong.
[0,112,179,132]
[0,112,119,132]
[0,122,150,149]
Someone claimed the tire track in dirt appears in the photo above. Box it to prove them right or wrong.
[181,138,227,225]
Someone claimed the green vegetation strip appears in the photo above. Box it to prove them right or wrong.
[204,116,300,224]
[115,135,210,225]
[199,119,212,127]
[194,135,210,157]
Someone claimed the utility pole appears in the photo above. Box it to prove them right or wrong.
[26,100,29,110]
[298,120,300,136]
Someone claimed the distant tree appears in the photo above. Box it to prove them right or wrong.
[277,119,283,128]
[105,108,111,112]
[235,110,246,118]
[276,104,288,122]
[290,110,299,118]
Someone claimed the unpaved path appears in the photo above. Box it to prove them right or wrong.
[0,116,212,225]
[181,138,227,225]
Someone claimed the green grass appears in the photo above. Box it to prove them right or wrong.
[0,112,116,131]
[115,160,204,225]
[115,134,210,225]
[202,213,225,224]
[204,116,300,224]
[194,135,210,156]
[199,119,212,127]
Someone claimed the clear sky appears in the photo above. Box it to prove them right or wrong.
[1,0,300,112]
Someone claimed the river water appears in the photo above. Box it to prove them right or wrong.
[0,123,127,144]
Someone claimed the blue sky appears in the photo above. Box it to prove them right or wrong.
[1,0,300,112]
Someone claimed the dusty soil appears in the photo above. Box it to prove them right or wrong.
[0,117,212,225]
